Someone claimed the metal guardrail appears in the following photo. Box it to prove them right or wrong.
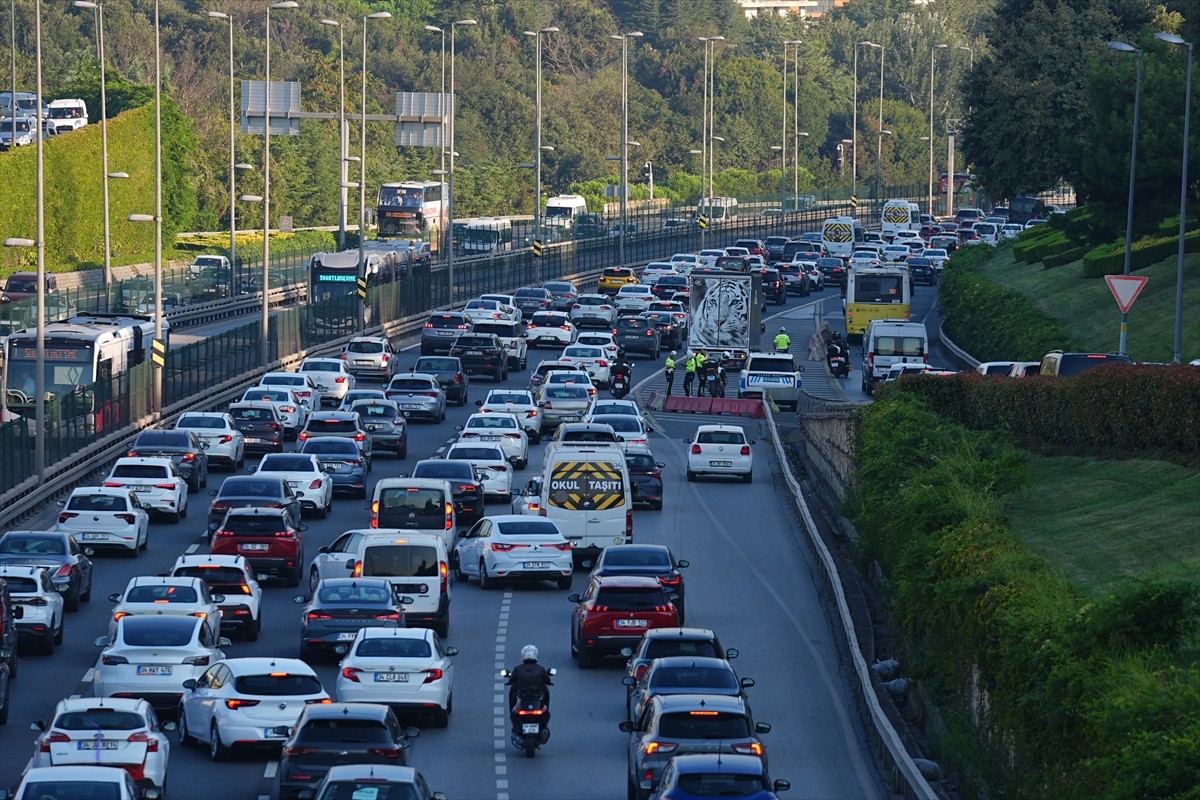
[937,320,981,371]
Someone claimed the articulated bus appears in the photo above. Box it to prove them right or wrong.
[1,312,163,426]
[844,266,911,339]
[376,181,448,252]
[821,216,866,260]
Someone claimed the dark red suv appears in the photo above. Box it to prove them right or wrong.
[569,575,680,668]
[210,508,306,587]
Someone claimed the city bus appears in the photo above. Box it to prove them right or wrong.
[1,312,163,428]
[696,196,738,223]
[821,216,866,260]
[844,266,911,339]
[457,217,514,256]
[376,181,448,252]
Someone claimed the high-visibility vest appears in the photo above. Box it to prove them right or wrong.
[684,357,697,373]
[664,356,676,371]
[774,333,790,350]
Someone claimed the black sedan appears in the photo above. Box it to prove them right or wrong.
[639,311,683,349]
[292,577,409,658]
[542,280,580,311]
[906,256,938,285]
[650,275,688,301]
[449,334,509,381]
[0,530,93,611]
[410,459,485,524]
[206,474,303,533]
[624,447,665,510]
[815,257,847,287]
[587,543,688,623]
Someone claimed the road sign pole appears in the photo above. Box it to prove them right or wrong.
[1105,274,1148,352]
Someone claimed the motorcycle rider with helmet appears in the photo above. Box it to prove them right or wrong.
[610,349,634,397]
[826,331,849,377]
[507,644,553,737]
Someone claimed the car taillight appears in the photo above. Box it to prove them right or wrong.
[354,432,365,441]
[103,481,123,488]
[690,444,701,455]
[549,542,572,551]
[341,667,362,682]
[57,512,78,522]
[732,742,765,756]
[22,596,46,606]
[626,509,633,542]
[218,435,233,444]
[116,514,137,524]
[457,483,477,493]
[424,322,434,328]
[275,529,296,538]
[281,406,297,413]
[491,542,522,552]
[39,731,71,751]
[51,564,73,579]
[305,697,332,704]
[190,612,209,621]
[740,445,751,456]
[644,741,678,755]
[366,747,404,758]
[269,423,281,432]
[154,483,177,490]
[214,529,234,537]
[440,560,448,593]
[284,745,319,757]
[224,698,260,709]
[307,479,323,490]
[377,611,400,621]
[298,431,309,441]
[421,668,444,684]
[335,376,346,384]
[426,391,441,398]
[127,451,140,458]
[181,453,196,462]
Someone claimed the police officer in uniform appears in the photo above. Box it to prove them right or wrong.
[664,350,677,395]
[683,352,697,397]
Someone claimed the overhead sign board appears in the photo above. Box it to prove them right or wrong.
[393,92,447,148]
[1104,274,1148,314]
[241,80,302,136]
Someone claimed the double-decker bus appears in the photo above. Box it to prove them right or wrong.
[844,266,911,339]
[1,312,163,427]
[376,181,448,252]
[938,172,974,194]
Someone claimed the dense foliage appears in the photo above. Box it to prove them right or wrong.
[852,392,1200,798]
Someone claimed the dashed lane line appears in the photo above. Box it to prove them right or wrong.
[494,589,513,800]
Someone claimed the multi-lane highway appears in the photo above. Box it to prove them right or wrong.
[0,277,944,800]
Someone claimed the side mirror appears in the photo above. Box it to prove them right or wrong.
[299,524,309,532]
[567,593,582,603]
[474,400,483,407]
[740,677,756,689]
[83,547,95,557]
[454,424,464,432]
[622,676,636,687]
[667,593,681,604]
[333,644,349,655]
[295,490,305,498]
[182,679,197,690]
[640,780,653,792]
[292,595,309,604]
[445,646,459,656]
[211,594,226,603]
[402,727,421,740]
[56,584,70,593]
[160,721,177,732]
[208,489,218,496]
[30,720,47,732]
[398,596,415,605]
[56,500,66,508]
[755,722,771,734]
[270,725,293,738]
[773,779,791,793]
[345,560,357,571]
[94,636,109,647]
[107,592,122,603]
[726,648,739,660]
[620,647,634,658]
[676,560,689,569]
[499,669,511,678]
[317,545,330,554]
[216,637,234,647]
[618,720,636,733]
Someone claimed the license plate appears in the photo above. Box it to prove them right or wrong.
[337,632,357,641]
[615,619,648,628]
[481,435,501,442]
[403,404,422,410]
[286,481,300,488]
[77,740,119,750]
[560,416,580,423]
[136,665,173,676]
[81,533,107,540]
[240,543,270,551]
[263,728,286,738]
[521,723,541,734]
[355,360,373,366]
[710,460,732,467]
[366,425,379,431]
[245,437,262,444]
[466,350,482,356]
[131,486,152,493]
[522,562,550,569]
[539,337,558,343]
[437,330,454,336]
[374,672,409,682]
[317,385,330,392]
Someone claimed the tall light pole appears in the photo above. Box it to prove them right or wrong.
[854,41,878,202]
[357,11,392,333]
[423,25,446,180]
[203,10,239,279]
[524,26,558,245]
[9,0,15,162]
[781,40,800,210]
[319,18,347,251]
[447,18,476,305]
[928,43,947,216]
[610,31,642,266]
[261,0,298,365]
[872,42,885,198]
[698,36,725,215]
[770,145,784,209]
[1108,40,1142,356]
[1156,31,1192,363]
[72,1,113,302]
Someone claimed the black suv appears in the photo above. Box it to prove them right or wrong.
[127,429,210,492]
[714,255,750,272]
[449,334,509,381]
[420,311,473,355]
[638,311,682,349]
[759,269,785,304]
[614,317,661,358]
[650,274,688,301]
[412,356,470,406]
[815,257,847,288]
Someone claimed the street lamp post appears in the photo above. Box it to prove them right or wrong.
[261,0,299,365]
[854,41,878,202]
[357,11,392,334]
[524,27,559,246]
[203,10,239,281]
[770,145,784,209]
[873,42,885,198]
[611,31,642,267]
[423,25,446,180]
[1155,31,1193,363]
[781,40,800,210]
[793,131,808,209]
[318,18,347,252]
[929,44,947,216]
[447,18,477,306]
[1108,40,1142,356]
[73,1,113,303]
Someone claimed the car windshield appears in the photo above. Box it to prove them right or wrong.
[177,416,227,429]
[659,711,751,739]
[234,674,323,696]
[120,617,197,646]
[259,455,315,472]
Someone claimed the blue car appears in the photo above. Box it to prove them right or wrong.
[649,754,789,800]
[299,438,368,499]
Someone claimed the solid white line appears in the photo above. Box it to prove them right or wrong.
[262,761,279,779]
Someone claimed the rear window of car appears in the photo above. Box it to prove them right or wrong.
[545,386,589,400]
[651,667,738,690]
[676,774,765,795]
[222,514,289,534]
[316,583,393,604]
[121,617,197,646]
[306,418,358,432]
[603,269,633,278]
[454,336,495,347]
[657,276,687,286]
[530,314,566,327]
[447,446,506,461]
[2,576,38,592]
[615,318,646,331]
[0,535,65,555]
[377,488,448,529]
[659,711,751,739]
[125,584,199,603]
[299,361,342,372]
[135,431,189,447]
[230,407,275,422]
[347,340,384,353]
[67,494,128,511]
[745,357,793,373]
[544,282,574,292]
[355,637,432,658]
[515,288,547,298]
[412,462,473,480]
[219,479,282,498]
[594,587,667,608]
[561,429,617,442]
[173,566,246,590]
[260,455,315,471]
[466,415,517,430]
[244,389,290,402]
[177,415,227,429]
[53,709,147,731]
[389,379,434,391]
[352,403,399,419]
[494,520,562,537]
[696,430,745,445]
[235,673,324,696]
[414,358,458,372]
[625,455,657,472]
[426,315,469,329]
[112,464,170,479]
[301,440,359,455]
[296,719,391,744]
[362,545,439,578]
[874,336,925,357]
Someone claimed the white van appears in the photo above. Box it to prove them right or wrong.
[542,194,588,232]
[347,531,451,636]
[972,222,999,245]
[370,478,456,554]
[881,199,919,242]
[45,98,88,134]
[862,319,929,395]
[540,446,632,566]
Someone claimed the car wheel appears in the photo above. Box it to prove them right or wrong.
[434,617,449,638]
[177,708,197,747]
[556,575,572,590]
[454,560,469,583]
[479,561,496,590]
[168,508,181,524]
[309,567,321,594]
[139,529,148,551]
[440,409,447,422]
[80,578,91,603]
[180,502,188,519]
[286,564,301,588]
[187,478,199,494]
[314,497,328,520]
[742,471,752,484]
[686,469,696,482]
[431,705,449,728]
[516,458,527,471]
[577,647,595,669]
[208,722,229,761]
[53,617,64,645]
[200,470,208,489]
[398,442,409,459]
[65,585,81,612]
[245,614,261,641]
[0,690,9,725]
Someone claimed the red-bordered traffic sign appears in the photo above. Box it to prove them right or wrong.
[1104,274,1148,314]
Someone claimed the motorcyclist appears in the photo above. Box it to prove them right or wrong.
[507,644,552,734]
[774,327,791,352]
[826,332,845,364]
[611,350,633,389]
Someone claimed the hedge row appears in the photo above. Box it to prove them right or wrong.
[852,393,1200,798]
[1041,246,1088,269]
[175,230,337,265]
[879,366,1200,462]
[1080,229,1200,278]
[939,260,1077,361]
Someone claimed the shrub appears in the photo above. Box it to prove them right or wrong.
[1080,229,1200,278]
[1042,246,1087,269]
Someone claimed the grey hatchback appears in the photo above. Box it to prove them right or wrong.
[421,311,473,355]
[412,356,469,406]
[127,429,210,493]
[299,438,369,499]
[348,399,408,458]
[298,411,372,469]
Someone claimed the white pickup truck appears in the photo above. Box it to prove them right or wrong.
[738,352,803,411]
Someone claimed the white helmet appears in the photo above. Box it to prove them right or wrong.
[521,644,539,662]
[670,350,677,357]
[722,351,732,360]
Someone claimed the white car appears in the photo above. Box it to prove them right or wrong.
[848,252,882,269]
[697,249,725,267]
[893,230,921,245]
[178,657,331,760]
[614,284,655,313]
[881,244,910,263]
[569,294,617,328]
[923,248,949,270]
[103,456,189,523]
[587,399,645,421]
[686,424,754,483]
[255,453,334,517]
[108,575,224,641]
[526,311,577,349]
[669,253,700,274]
[168,554,264,641]
[173,412,246,470]
[29,699,173,796]
[464,297,518,322]
[0,565,64,653]
[445,443,513,500]
[478,389,544,439]
[238,386,311,437]
[333,628,457,727]
[542,369,597,398]
[93,615,230,706]
[1000,223,1023,240]
[561,344,613,387]
[258,371,321,407]
[457,412,529,469]
[55,486,150,555]
[640,263,677,284]
[575,331,621,361]
[7,766,145,800]
[479,293,522,322]
[454,514,572,590]
[586,413,653,448]
[297,358,356,406]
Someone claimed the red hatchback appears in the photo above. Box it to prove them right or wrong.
[569,575,680,668]
[210,507,306,587]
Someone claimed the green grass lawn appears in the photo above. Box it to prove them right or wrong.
[980,246,1200,363]
[1002,455,1200,598]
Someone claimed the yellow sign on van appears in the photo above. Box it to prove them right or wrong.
[824,222,851,243]
[548,461,625,510]
[883,205,910,223]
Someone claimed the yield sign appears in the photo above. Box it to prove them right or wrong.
[1105,274,1148,314]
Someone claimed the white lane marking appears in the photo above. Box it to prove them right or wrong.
[263,761,278,779]
[494,588,514,798]
[80,670,94,684]
[185,543,200,554]
[69,694,80,699]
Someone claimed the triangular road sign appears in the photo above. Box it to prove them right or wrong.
[1105,274,1148,314]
